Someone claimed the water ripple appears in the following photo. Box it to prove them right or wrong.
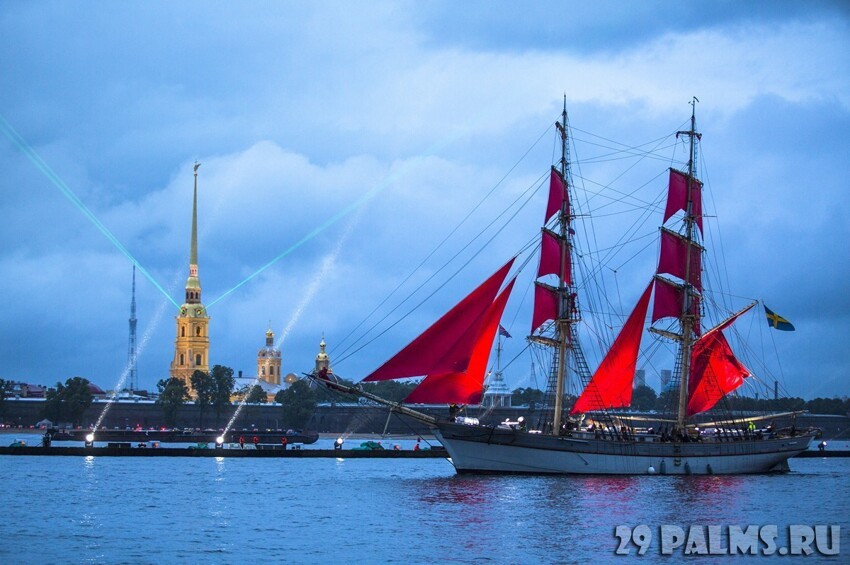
[0,457,846,563]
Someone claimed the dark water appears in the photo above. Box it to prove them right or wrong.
[1,443,848,564]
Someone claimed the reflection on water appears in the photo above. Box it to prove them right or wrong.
[417,475,502,506]
[1,457,846,563]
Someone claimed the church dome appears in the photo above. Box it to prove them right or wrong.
[284,373,298,385]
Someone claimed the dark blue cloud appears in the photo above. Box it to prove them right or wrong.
[416,0,848,54]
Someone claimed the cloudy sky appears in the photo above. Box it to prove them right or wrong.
[1,1,848,399]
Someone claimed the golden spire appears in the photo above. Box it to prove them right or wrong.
[185,162,202,304]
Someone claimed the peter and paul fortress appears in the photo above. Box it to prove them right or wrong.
[165,162,329,397]
[169,162,210,391]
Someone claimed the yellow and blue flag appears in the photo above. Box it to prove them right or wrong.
[764,305,795,331]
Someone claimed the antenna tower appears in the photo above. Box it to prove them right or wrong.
[128,265,138,391]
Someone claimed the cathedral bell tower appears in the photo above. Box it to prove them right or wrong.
[257,325,282,386]
[315,334,331,374]
[170,162,210,390]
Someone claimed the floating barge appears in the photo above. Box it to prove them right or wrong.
[48,428,319,445]
[0,445,448,458]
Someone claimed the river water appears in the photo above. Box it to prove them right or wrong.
[1,437,848,563]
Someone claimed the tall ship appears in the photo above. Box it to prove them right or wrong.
[316,101,817,474]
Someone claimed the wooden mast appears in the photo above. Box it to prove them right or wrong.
[674,98,702,432]
[552,98,573,434]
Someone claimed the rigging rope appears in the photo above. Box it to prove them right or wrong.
[334,171,544,365]
[332,124,551,359]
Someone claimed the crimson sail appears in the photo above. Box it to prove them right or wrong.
[363,258,514,382]
[570,280,654,414]
[664,168,703,233]
[686,305,754,416]
[405,279,516,405]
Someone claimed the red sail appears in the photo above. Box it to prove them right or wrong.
[686,306,753,416]
[545,167,566,222]
[363,258,515,382]
[531,281,559,333]
[570,280,653,414]
[658,228,702,291]
[664,169,703,233]
[686,332,750,417]
[405,279,515,404]
[537,228,570,283]
[651,276,701,334]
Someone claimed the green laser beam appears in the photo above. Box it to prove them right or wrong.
[207,163,394,307]
[207,130,465,308]
[0,113,179,308]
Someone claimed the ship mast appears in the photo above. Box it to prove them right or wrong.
[674,98,702,431]
[552,98,575,434]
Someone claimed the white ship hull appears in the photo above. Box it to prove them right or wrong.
[434,423,815,475]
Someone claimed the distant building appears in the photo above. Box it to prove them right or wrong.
[7,381,46,398]
[634,369,646,389]
[87,382,107,399]
[257,326,282,386]
[660,369,673,392]
[482,371,511,407]
[482,332,511,408]
[314,334,332,375]
[232,369,279,403]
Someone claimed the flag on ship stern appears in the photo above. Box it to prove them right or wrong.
[764,305,795,331]
[498,325,512,338]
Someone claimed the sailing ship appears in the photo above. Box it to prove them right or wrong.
[315,101,817,475]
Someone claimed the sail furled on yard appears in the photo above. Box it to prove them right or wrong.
[533,167,569,335]
[686,305,754,416]
[570,280,654,414]
[363,258,515,382]
[537,228,570,282]
[545,167,567,222]
[405,279,516,405]
[658,228,703,291]
[652,276,701,335]
[531,282,559,333]
[664,168,703,233]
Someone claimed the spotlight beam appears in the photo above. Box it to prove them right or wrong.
[207,187,378,308]
[207,139,459,309]
[0,114,179,308]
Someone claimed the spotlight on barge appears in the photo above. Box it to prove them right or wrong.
[216,436,225,449]
[85,433,95,447]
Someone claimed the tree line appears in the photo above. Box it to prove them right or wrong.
[6,375,847,430]
[10,366,319,430]
[512,385,850,416]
